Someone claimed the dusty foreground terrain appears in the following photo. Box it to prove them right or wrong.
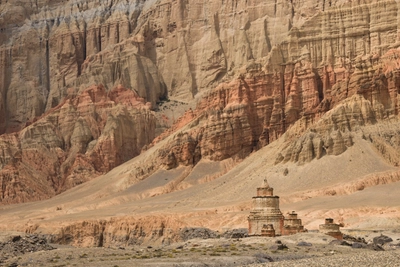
[1,231,400,267]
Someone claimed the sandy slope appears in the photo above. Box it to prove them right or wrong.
[0,120,399,238]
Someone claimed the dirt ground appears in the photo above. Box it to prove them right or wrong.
[2,231,400,267]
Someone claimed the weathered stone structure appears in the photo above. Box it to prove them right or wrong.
[261,224,275,237]
[248,179,305,236]
[319,218,343,240]
[283,211,305,235]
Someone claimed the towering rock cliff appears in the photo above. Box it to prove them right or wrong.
[1,0,400,204]
[3,0,398,133]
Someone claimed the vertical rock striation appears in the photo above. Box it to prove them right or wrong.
[2,0,400,203]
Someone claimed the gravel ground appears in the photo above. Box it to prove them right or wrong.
[1,232,400,267]
[244,250,400,267]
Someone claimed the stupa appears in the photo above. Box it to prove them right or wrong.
[248,178,305,236]
[319,218,343,240]
[283,211,305,235]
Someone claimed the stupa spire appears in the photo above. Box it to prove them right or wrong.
[261,178,270,188]
[257,178,273,197]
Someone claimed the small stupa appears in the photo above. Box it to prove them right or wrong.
[283,211,305,235]
[319,218,343,240]
[248,178,305,236]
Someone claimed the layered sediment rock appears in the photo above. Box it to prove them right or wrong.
[0,0,167,133]
[2,0,400,133]
[2,0,400,204]
[0,84,156,204]
[44,215,185,247]
[141,0,400,171]
[151,43,400,169]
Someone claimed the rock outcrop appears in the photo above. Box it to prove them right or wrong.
[46,215,186,247]
[0,234,54,265]
[0,84,156,204]
[150,44,400,169]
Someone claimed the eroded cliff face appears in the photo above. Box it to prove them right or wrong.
[43,215,186,247]
[2,0,400,204]
[3,0,399,133]
[0,84,156,204]
[146,43,400,171]
[0,0,167,133]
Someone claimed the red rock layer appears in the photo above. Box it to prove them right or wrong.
[0,85,156,204]
[150,46,400,169]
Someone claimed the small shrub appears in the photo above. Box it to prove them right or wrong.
[210,253,221,256]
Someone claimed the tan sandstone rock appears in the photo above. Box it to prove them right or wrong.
[2,0,400,205]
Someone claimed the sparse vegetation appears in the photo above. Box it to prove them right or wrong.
[209,252,221,256]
